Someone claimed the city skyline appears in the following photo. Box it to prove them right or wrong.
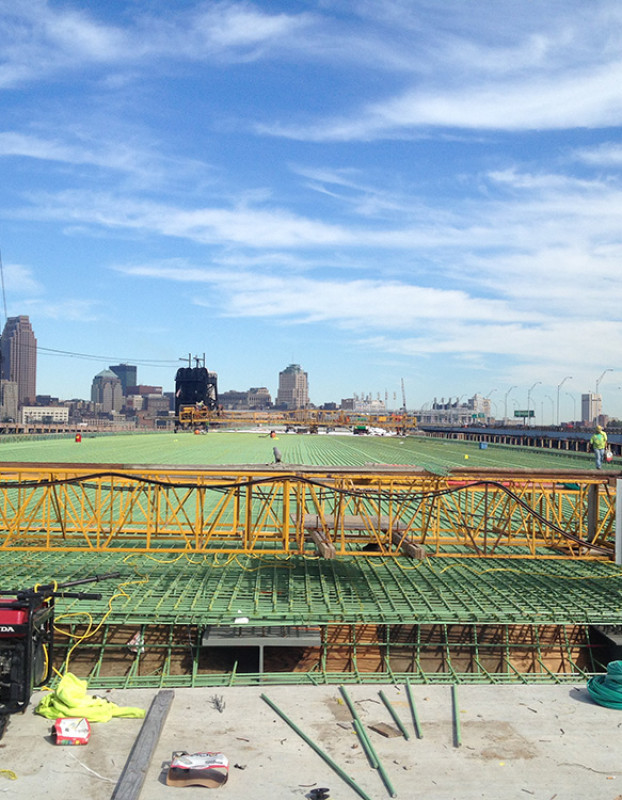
[33,351,622,426]
[0,313,617,424]
[1,2,621,417]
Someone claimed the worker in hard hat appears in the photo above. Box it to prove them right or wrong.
[588,424,608,469]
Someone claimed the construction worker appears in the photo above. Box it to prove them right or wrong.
[589,425,608,469]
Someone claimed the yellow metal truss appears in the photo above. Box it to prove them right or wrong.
[0,464,615,558]
[182,408,418,432]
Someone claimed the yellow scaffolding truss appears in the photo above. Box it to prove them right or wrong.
[0,464,615,558]
[178,407,418,432]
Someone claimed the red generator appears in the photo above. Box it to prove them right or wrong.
[0,593,54,717]
[0,572,120,733]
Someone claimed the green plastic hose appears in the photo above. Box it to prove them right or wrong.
[588,660,622,709]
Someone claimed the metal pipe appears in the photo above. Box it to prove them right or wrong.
[379,689,410,739]
[261,693,375,800]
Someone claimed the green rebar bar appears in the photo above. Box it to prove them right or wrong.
[353,718,397,799]
[339,685,378,768]
[379,689,410,739]
[405,679,423,739]
[451,684,462,747]
[261,693,375,800]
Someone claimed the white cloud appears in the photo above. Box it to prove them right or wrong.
[0,130,211,187]
[573,142,622,166]
[361,319,622,392]
[112,259,622,395]
[17,191,356,247]
[22,297,102,322]
[115,261,539,329]
[263,58,622,141]
[0,1,316,88]
[1,262,43,295]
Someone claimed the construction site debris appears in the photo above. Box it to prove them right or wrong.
[166,752,229,789]
[52,717,91,746]
[369,722,401,738]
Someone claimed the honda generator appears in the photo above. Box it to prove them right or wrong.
[0,572,120,734]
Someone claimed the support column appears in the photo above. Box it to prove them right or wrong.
[616,478,622,566]
[587,484,599,543]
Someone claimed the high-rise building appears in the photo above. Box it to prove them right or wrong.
[248,387,272,408]
[91,369,123,413]
[276,363,309,409]
[109,364,137,396]
[581,393,602,425]
[0,315,37,407]
[0,380,18,421]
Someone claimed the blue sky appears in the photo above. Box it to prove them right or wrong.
[1,0,622,422]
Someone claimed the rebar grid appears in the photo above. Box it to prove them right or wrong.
[49,621,605,689]
[2,550,622,628]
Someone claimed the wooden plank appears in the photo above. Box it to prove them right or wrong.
[369,722,402,738]
[308,528,337,558]
[302,514,407,532]
[111,689,175,800]
[392,531,426,559]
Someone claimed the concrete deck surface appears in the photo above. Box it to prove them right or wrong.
[1,683,621,800]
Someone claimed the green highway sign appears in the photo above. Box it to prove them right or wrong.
[514,409,534,418]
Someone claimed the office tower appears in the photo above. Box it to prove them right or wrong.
[0,315,37,407]
[0,380,18,421]
[109,364,137,396]
[91,369,124,413]
[276,363,309,409]
[581,393,602,426]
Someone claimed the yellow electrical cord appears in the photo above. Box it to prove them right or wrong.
[52,567,149,674]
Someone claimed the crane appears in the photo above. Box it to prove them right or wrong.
[401,378,407,413]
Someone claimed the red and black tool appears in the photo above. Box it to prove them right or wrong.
[0,571,120,733]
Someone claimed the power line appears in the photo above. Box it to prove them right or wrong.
[37,346,180,367]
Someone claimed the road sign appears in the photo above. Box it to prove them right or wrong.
[514,410,534,418]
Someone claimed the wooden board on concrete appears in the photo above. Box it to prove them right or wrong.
[111,689,175,800]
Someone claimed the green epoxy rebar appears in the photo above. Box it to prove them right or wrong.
[339,685,378,769]
[1,551,621,627]
[452,684,462,747]
[379,689,410,739]
[405,679,423,739]
[261,693,375,800]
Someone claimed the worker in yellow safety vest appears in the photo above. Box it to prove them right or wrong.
[589,425,608,469]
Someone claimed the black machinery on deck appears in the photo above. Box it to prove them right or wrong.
[174,358,218,431]
[0,572,120,737]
